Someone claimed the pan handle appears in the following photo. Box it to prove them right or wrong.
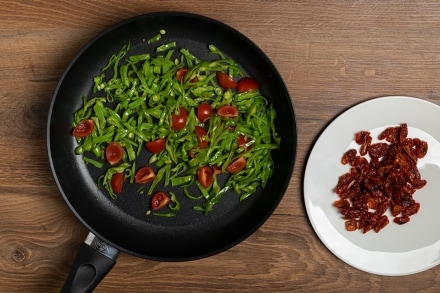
[61,232,120,293]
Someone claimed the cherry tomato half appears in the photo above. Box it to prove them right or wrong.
[72,119,94,138]
[105,142,123,165]
[176,67,198,83]
[171,107,188,131]
[175,68,188,82]
[197,103,214,122]
[188,150,196,159]
[212,164,222,175]
[197,166,214,188]
[135,166,156,184]
[194,126,208,149]
[189,76,199,83]
[237,135,252,150]
[151,191,171,211]
[237,77,259,93]
[217,105,239,118]
[216,71,237,89]
[146,138,166,154]
[226,157,246,173]
[111,172,124,195]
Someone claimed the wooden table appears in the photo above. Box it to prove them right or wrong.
[2,1,440,292]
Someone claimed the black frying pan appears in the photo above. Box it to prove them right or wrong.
[47,12,296,292]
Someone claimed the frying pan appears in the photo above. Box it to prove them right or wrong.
[47,12,296,292]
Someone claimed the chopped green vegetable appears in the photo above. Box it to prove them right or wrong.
[72,31,280,216]
[147,29,166,44]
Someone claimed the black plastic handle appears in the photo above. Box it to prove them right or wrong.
[61,234,119,293]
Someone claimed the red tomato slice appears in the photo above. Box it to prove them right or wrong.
[135,166,156,184]
[194,126,208,149]
[105,142,123,165]
[197,103,214,122]
[190,77,199,83]
[237,77,259,93]
[188,150,196,159]
[72,119,94,138]
[226,157,246,173]
[237,135,252,150]
[217,105,239,118]
[216,71,237,89]
[146,138,166,154]
[237,135,249,147]
[171,107,188,131]
[151,191,171,211]
[111,172,124,195]
[176,67,198,83]
[212,164,222,175]
[197,166,214,188]
[176,68,188,82]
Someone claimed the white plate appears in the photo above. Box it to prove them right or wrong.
[304,96,440,276]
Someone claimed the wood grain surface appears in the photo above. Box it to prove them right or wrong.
[2,1,440,292]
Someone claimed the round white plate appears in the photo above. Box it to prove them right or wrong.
[304,96,440,276]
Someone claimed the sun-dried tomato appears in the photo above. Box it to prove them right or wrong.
[368,143,388,159]
[416,140,428,158]
[345,219,358,231]
[359,135,372,156]
[374,215,389,233]
[341,149,357,165]
[355,131,371,144]
[333,123,428,233]
[394,215,410,225]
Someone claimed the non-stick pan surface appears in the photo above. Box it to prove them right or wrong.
[48,12,296,261]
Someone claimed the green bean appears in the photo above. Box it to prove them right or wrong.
[156,41,176,52]
[149,211,176,217]
[147,29,166,44]
[83,156,104,168]
[168,192,180,211]
[170,175,193,186]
